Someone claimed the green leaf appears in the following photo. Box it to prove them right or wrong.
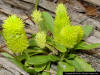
[29,37,37,47]
[41,12,54,34]
[49,55,60,62]
[34,63,47,72]
[57,63,63,75]
[26,55,59,65]
[66,56,95,72]
[57,61,75,75]
[42,62,51,75]
[1,52,24,70]
[55,44,67,52]
[16,53,26,61]
[82,25,93,38]
[46,36,55,46]
[67,54,76,60]
[58,62,75,72]
[75,42,100,50]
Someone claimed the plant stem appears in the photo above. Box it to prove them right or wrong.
[35,0,39,10]
[60,53,65,61]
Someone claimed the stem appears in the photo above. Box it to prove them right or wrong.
[60,53,65,61]
[35,0,39,10]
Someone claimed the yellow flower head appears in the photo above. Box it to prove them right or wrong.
[55,25,84,48]
[3,15,29,53]
[54,4,71,34]
[54,4,84,49]
[74,25,84,42]
[35,31,46,48]
[31,10,42,24]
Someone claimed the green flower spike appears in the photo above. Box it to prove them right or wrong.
[35,31,46,48]
[54,4,84,49]
[54,4,71,35]
[3,15,29,54]
[54,4,71,43]
[31,10,42,24]
[59,25,84,48]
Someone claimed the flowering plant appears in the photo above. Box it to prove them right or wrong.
[1,2,100,75]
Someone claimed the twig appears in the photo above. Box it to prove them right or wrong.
[24,12,35,25]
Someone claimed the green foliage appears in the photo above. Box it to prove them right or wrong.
[55,44,67,52]
[40,12,54,34]
[57,61,75,75]
[65,56,95,72]
[34,64,47,72]
[82,25,93,38]
[75,42,100,50]
[26,55,59,65]
[2,15,28,53]
[2,3,99,75]
[42,63,50,75]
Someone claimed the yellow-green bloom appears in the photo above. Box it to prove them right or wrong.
[74,25,84,42]
[3,15,29,53]
[54,4,84,49]
[54,4,71,44]
[54,4,71,35]
[55,25,84,48]
[31,10,42,24]
[35,31,46,48]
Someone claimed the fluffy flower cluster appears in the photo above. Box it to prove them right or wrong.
[3,15,28,53]
[54,4,84,48]
[31,10,42,24]
[35,31,46,48]
[54,4,71,35]
[59,25,84,48]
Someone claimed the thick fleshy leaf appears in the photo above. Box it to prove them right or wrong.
[65,56,95,72]
[34,63,47,72]
[26,55,59,65]
[40,12,54,34]
[58,62,75,72]
[82,25,93,38]
[57,63,63,75]
[57,61,75,75]
[75,42,100,50]
[55,44,67,52]
[42,63,50,75]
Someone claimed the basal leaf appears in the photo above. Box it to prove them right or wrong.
[58,62,75,72]
[42,62,50,75]
[29,37,37,47]
[57,63,63,75]
[34,63,47,72]
[82,25,93,38]
[26,55,59,65]
[66,56,95,72]
[55,44,67,52]
[75,42,100,50]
